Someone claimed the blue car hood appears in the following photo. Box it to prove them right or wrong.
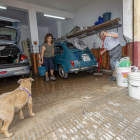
[0,16,20,44]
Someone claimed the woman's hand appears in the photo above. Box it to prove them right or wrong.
[41,60,44,65]
[41,46,45,65]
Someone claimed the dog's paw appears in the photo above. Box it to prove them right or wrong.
[30,113,35,117]
[6,133,14,138]
[20,116,24,120]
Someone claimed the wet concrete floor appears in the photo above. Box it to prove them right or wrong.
[0,72,139,140]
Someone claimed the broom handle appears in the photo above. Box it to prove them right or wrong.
[98,37,105,73]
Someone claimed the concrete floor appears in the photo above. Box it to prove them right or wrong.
[0,72,139,140]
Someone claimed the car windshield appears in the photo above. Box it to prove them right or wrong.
[0,27,16,41]
[66,43,77,49]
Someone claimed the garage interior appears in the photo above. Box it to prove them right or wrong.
[0,0,140,139]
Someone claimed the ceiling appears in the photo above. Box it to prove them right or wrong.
[0,8,61,27]
[15,0,91,13]
[0,0,92,27]
[37,13,62,27]
[0,8,28,25]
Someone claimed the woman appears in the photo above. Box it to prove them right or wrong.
[41,33,56,82]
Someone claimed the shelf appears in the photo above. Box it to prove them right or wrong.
[66,18,121,39]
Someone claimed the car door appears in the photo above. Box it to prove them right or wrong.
[53,45,64,71]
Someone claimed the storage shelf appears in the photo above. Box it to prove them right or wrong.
[66,18,121,39]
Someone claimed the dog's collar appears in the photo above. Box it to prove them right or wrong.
[19,88,31,99]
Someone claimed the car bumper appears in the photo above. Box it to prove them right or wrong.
[0,65,30,78]
[68,64,98,72]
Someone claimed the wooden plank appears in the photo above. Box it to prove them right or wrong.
[122,46,127,57]
[127,43,134,65]
[92,45,128,70]
[91,49,99,60]
[31,54,38,75]
[66,18,120,38]
[35,53,41,73]
[106,51,111,70]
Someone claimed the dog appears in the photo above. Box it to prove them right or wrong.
[0,78,35,138]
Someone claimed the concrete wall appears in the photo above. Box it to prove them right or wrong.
[19,25,30,49]
[61,0,126,49]
[134,0,140,42]
[38,27,48,46]
[19,25,48,49]
[123,0,133,42]
[48,22,58,40]
[57,21,62,38]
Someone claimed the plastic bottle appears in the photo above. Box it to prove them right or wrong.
[116,59,119,67]
[113,62,116,67]
[114,59,120,67]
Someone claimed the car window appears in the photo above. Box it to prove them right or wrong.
[0,27,16,41]
[54,45,63,54]
[66,43,77,49]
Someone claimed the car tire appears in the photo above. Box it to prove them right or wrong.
[58,65,68,78]
[22,73,30,78]
[87,69,94,73]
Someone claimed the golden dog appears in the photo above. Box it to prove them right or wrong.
[0,78,35,138]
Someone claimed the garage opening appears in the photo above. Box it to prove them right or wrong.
[1,0,140,139]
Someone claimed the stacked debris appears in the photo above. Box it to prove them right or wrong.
[66,26,89,37]
[68,37,88,50]
[56,36,88,50]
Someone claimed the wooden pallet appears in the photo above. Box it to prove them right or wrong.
[66,18,121,38]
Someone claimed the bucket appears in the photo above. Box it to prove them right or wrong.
[119,61,131,67]
[128,72,140,99]
[120,57,130,61]
[119,57,131,67]
[103,12,111,22]
[116,67,131,87]
[38,66,47,76]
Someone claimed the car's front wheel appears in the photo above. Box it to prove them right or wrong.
[58,65,68,78]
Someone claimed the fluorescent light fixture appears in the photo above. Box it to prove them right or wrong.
[0,6,7,9]
[44,14,65,20]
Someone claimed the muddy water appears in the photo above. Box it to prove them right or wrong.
[0,72,116,110]
[0,72,123,139]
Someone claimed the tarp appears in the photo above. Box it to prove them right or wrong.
[57,37,88,50]
[68,37,88,50]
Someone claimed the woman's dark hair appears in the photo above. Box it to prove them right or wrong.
[44,33,54,43]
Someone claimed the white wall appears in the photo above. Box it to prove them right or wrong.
[57,21,62,38]
[28,4,39,53]
[38,27,48,46]
[123,0,133,42]
[61,0,126,49]
[48,22,58,40]
[19,25,30,49]
[18,25,48,50]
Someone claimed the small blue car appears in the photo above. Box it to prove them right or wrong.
[53,41,98,78]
